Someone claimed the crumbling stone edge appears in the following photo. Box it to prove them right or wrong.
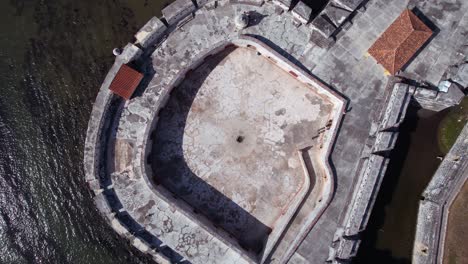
[412,123,468,264]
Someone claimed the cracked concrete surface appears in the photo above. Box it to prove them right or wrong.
[152,46,333,253]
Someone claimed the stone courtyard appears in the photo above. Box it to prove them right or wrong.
[151,46,335,253]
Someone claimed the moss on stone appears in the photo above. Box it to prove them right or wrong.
[438,96,468,154]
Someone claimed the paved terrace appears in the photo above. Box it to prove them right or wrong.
[83,0,468,263]
[151,46,335,254]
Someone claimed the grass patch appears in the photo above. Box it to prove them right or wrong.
[438,96,468,154]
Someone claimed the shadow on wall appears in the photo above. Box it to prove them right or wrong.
[264,148,318,263]
[149,46,272,258]
[100,95,185,261]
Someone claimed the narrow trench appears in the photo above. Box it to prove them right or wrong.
[354,105,448,263]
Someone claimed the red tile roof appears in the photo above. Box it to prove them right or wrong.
[368,9,432,75]
[109,64,143,100]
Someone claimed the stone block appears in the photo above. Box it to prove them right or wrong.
[414,87,438,100]
[162,0,196,25]
[322,3,352,27]
[292,1,312,24]
[135,17,167,48]
[311,14,337,37]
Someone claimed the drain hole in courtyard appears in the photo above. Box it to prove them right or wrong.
[236,136,245,143]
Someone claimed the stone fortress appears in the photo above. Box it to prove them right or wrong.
[83,0,468,263]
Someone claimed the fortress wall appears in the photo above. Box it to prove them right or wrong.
[83,44,173,264]
[84,43,142,187]
[332,83,411,261]
[413,123,468,264]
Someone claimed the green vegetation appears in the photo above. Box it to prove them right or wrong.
[438,96,468,154]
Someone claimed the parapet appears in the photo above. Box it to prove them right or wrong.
[379,83,412,130]
[162,0,196,25]
[134,17,167,48]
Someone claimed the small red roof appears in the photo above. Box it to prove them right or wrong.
[109,64,143,100]
[368,9,432,75]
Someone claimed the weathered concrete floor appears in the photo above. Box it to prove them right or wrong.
[151,47,332,252]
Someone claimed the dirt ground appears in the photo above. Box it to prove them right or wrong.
[443,180,468,264]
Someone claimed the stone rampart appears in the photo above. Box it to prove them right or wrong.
[83,43,173,263]
[413,123,468,264]
[331,83,411,261]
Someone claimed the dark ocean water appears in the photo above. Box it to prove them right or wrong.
[0,1,169,263]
